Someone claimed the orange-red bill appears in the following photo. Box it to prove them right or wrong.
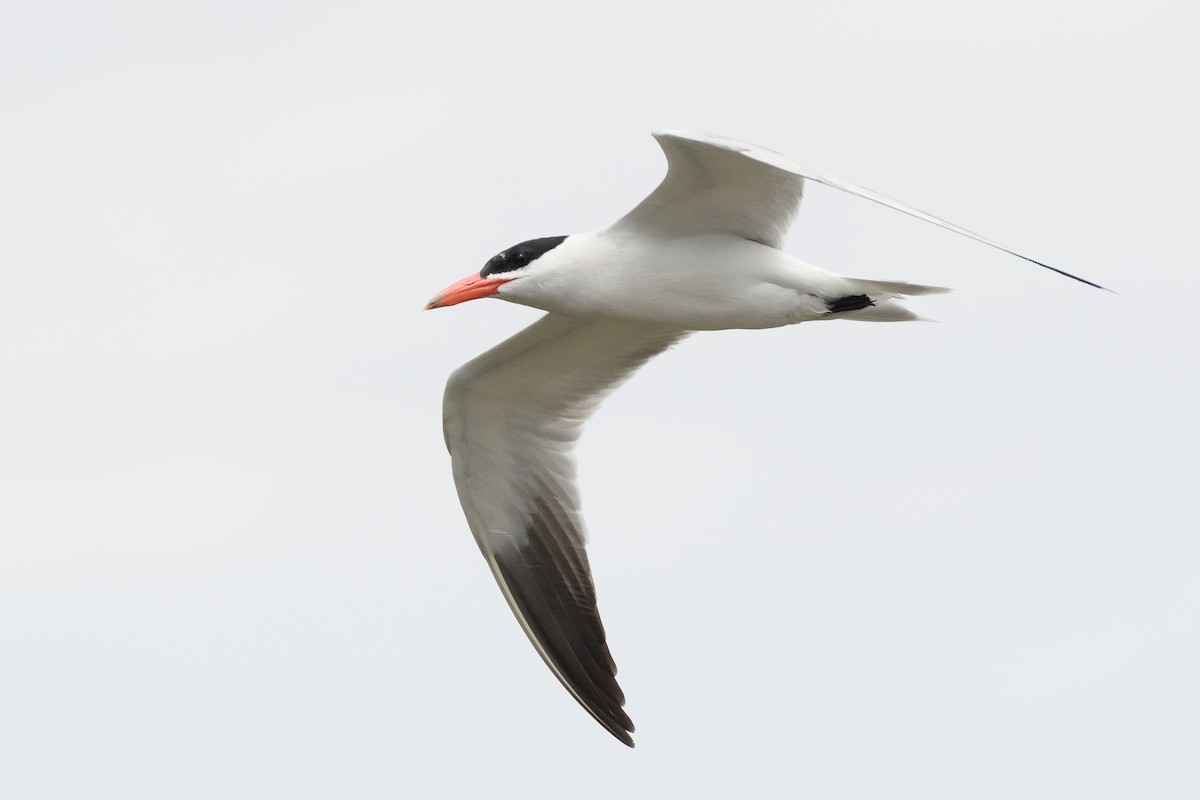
[424,273,512,309]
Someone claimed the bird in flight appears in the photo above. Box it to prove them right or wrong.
[425,130,1104,747]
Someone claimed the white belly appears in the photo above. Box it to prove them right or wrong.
[510,231,852,331]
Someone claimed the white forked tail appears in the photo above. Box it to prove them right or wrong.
[835,277,952,322]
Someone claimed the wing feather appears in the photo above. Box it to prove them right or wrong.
[616,129,1106,289]
[443,313,687,746]
[617,131,804,247]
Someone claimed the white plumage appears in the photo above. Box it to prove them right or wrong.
[426,130,1102,746]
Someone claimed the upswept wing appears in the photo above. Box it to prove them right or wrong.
[617,130,806,248]
[443,312,687,746]
[617,129,1105,289]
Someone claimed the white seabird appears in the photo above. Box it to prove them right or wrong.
[426,130,1104,746]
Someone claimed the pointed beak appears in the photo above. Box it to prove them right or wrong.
[424,272,512,310]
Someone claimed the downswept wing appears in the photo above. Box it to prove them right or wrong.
[442,312,687,746]
[617,129,1105,289]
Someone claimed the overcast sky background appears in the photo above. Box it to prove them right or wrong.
[3,1,1198,797]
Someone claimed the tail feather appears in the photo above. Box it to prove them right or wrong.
[843,301,922,322]
[829,277,950,322]
[848,278,952,296]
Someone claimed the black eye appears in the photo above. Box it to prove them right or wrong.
[512,251,529,267]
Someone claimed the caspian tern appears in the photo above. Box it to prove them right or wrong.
[426,130,1104,747]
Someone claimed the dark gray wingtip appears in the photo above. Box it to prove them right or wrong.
[1016,252,1114,293]
[492,505,637,748]
[612,725,636,748]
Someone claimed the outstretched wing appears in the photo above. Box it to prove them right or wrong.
[443,312,687,746]
[616,129,1106,289]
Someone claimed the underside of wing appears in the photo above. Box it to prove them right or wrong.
[442,313,687,746]
[618,129,1106,290]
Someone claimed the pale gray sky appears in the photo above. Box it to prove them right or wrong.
[2,1,1198,797]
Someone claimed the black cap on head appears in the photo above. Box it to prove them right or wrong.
[481,236,568,277]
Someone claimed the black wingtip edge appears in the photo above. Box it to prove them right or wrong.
[604,718,635,748]
[1021,254,1115,294]
[600,716,635,748]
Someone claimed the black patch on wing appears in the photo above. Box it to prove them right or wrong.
[826,294,875,313]
[481,236,568,277]
[492,489,635,747]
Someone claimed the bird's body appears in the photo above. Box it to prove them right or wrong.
[426,130,1102,747]
[495,229,933,329]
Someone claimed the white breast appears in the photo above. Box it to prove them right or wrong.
[498,230,850,330]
